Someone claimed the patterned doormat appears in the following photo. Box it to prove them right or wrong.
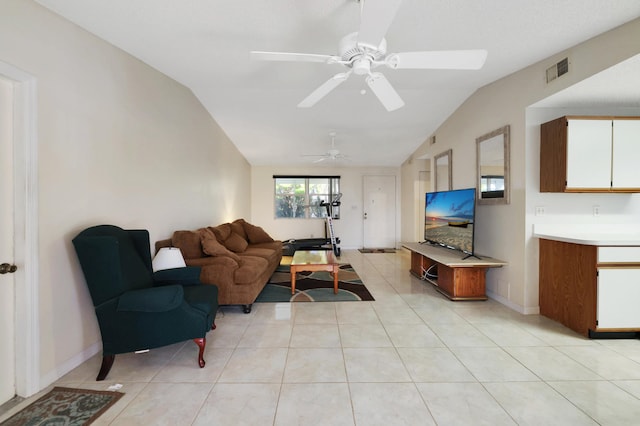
[1,387,123,426]
[358,248,396,253]
[256,263,374,302]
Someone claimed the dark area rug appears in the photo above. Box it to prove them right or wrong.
[256,263,374,302]
[1,387,124,426]
[358,248,396,253]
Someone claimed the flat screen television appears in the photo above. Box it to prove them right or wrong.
[423,188,477,259]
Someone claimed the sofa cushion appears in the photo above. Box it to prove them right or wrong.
[242,247,280,265]
[224,232,249,253]
[200,229,241,261]
[231,219,249,241]
[243,222,275,244]
[171,230,204,259]
[210,223,231,241]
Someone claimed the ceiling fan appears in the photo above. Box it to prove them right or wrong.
[251,0,487,111]
[303,132,348,163]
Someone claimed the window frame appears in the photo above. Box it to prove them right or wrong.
[273,175,341,220]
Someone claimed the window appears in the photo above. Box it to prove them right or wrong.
[480,175,505,192]
[480,175,505,199]
[274,176,340,219]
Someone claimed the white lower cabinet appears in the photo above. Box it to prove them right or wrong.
[597,268,640,329]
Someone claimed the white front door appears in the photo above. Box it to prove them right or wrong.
[0,76,16,405]
[363,175,396,248]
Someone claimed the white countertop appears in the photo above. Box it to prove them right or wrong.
[533,224,640,246]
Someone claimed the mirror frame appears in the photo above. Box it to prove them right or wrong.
[434,149,452,191]
[476,125,510,205]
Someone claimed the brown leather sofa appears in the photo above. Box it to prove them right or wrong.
[155,219,282,313]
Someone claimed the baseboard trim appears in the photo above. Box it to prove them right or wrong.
[487,291,540,315]
[40,342,101,388]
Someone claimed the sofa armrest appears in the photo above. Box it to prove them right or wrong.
[186,256,240,287]
[154,238,173,253]
[153,266,202,286]
[117,285,184,313]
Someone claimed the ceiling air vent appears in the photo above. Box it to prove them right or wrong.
[546,57,569,83]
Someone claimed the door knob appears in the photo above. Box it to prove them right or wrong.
[0,263,17,274]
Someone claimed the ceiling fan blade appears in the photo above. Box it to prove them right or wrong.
[357,0,403,50]
[298,72,350,108]
[366,72,404,111]
[250,51,338,63]
[386,50,488,70]
[313,157,327,163]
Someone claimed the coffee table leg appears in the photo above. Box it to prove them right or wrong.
[291,267,296,295]
[333,265,338,294]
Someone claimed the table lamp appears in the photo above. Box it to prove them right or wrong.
[152,247,186,272]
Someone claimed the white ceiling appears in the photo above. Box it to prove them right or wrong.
[36,0,640,167]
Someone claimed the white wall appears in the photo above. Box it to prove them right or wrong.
[402,17,640,314]
[1,0,251,387]
[251,166,400,249]
[400,156,430,242]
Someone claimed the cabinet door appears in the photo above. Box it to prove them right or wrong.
[597,269,640,329]
[612,120,640,188]
[566,120,612,189]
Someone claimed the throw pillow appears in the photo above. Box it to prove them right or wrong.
[200,229,241,261]
[223,232,249,253]
[243,222,275,243]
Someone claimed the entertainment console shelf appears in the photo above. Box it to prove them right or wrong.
[402,242,507,301]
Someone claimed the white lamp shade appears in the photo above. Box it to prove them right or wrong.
[152,247,186,272]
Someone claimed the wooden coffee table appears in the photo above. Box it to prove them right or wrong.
[290,250,339,295]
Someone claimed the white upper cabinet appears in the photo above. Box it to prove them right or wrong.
[566,119,612,189]
[612,119,640,189]
[540,116,640,193]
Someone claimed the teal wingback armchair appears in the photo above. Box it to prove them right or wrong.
[72,225,218,380]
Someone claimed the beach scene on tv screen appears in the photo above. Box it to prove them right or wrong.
[425,189,475,253]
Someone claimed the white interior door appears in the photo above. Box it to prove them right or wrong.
[0,77,16,404]
[363,175,396,248]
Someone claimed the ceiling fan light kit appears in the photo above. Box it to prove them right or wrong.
[251,0,487,111]
[302,132,349,163]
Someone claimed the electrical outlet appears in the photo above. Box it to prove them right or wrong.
[535,206,545,216]
[593,205,600,216]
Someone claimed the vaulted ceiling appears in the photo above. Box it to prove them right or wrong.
[36,0,640,166]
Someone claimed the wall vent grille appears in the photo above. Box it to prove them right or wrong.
[546,57,569,83]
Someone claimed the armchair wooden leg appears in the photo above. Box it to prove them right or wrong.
[194,337,206,368]
[97,355,115,381]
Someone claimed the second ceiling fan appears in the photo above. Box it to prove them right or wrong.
[251,0,487,112]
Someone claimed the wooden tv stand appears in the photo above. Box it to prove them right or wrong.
[402,242,507,301]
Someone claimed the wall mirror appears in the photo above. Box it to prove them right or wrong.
[476,125,510,205]
[434,149,452,191]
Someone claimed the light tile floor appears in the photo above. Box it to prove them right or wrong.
[4,249,640,425]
